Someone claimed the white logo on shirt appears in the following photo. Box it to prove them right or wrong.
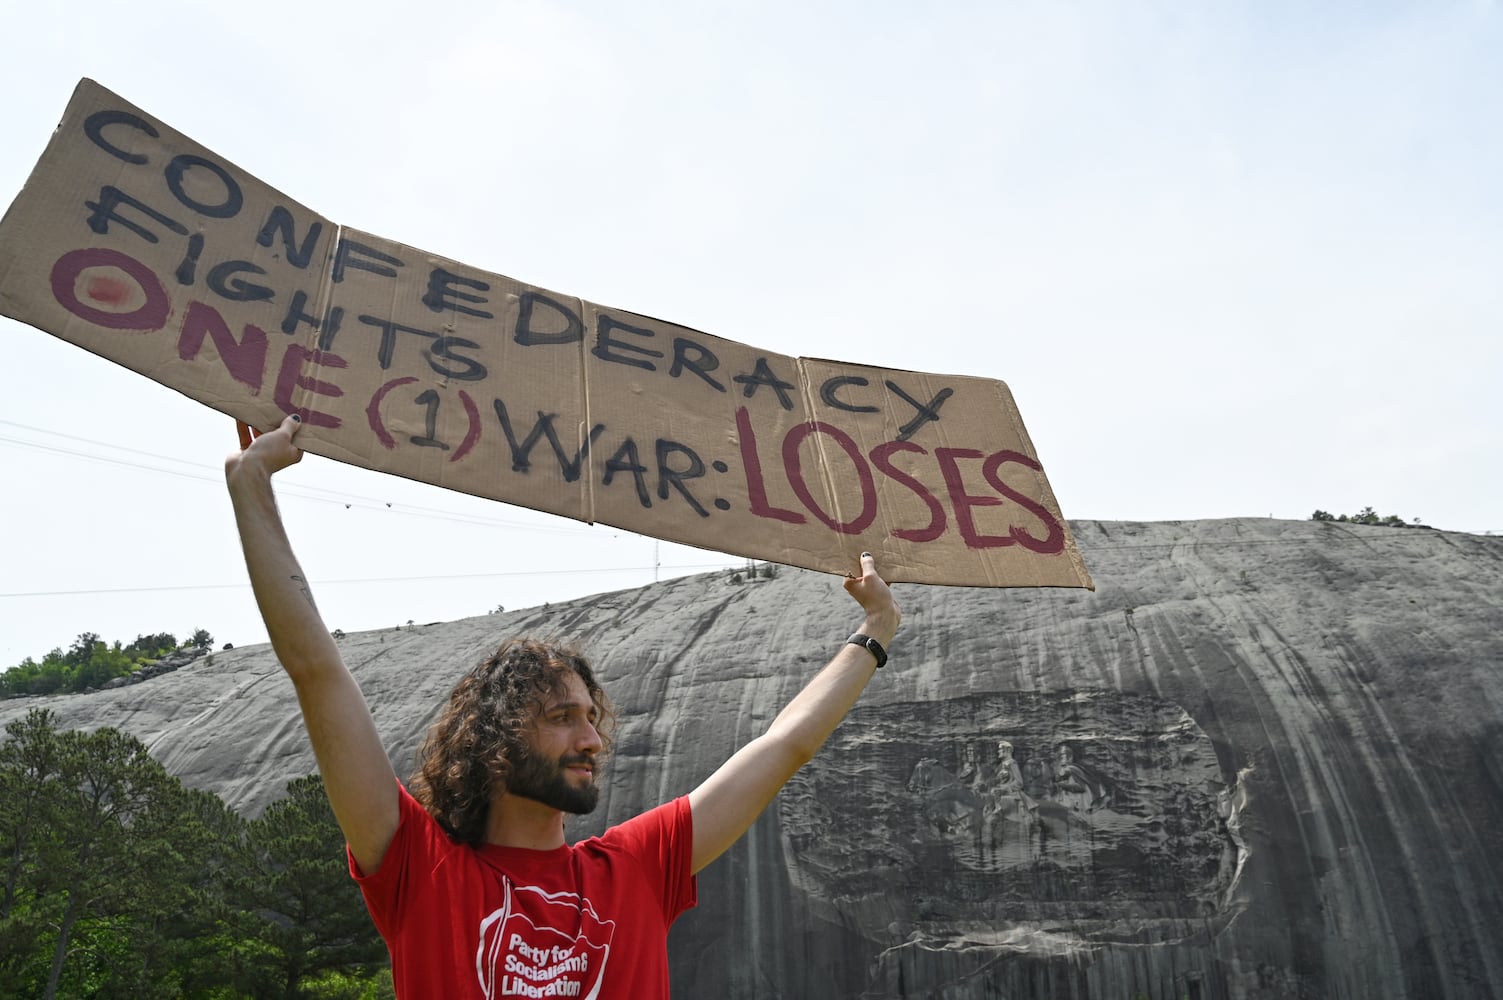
[477,880,615,1000]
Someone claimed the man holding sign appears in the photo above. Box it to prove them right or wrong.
[225,413,901,999]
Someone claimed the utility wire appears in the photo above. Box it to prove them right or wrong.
[0,423,602,535]
[0,563,739,599]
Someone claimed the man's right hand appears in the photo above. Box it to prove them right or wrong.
[223,409,400,873]
[226,413,304,486]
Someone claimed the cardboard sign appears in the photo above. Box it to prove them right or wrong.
[0,80,1092,590]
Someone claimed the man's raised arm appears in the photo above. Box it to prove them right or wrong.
[225,414,398,873]
[687,552,900,874]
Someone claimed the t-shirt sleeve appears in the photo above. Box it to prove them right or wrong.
[347,781,446,943]
[602,795,698,924]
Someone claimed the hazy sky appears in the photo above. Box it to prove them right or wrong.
[2,1,1499,665]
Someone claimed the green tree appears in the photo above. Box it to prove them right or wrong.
[0,655,64,697]
[4,630,196,698]
[239,774,387,999]
[64,633,103,668]
[124,633,178,660]
[68,784,251,1000]
[72,643,133,693]
[0,710,63,917]
[0,718,388,998]
[0,719,251,999]
[302,966,396,999]
[0,710,68,995]
[1310,507,1422,529]
[31,726,189,998]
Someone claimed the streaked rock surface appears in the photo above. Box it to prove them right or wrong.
[6,517,1502,999]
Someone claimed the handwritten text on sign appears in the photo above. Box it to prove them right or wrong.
[0,80,1092,589]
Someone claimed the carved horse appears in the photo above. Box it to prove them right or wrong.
[907,758,981,838]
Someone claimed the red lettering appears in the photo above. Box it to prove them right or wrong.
[782,422,877,535]
[274,344,347,428]
[869,440,946,543]
[982,450,1066,554]
[735,407,804,525]
[49,248,170,331]
[739,413,1063,554]
[936,447,1011,549]
[366,376,419,448]
[176,300,268,392]
[452,390,482,462]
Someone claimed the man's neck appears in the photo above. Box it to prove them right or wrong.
[484,792,568,850]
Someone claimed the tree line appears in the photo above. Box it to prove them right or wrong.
[0,710,390,999]
[1310,506,1425,528]
[2,631,215,699]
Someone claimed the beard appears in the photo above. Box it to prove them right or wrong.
[506,749,601,815]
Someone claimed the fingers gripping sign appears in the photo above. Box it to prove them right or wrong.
[844,550,889,605]
[844,551,902,646]
[226,413,305,483]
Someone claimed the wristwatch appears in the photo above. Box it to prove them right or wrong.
[846,633,887,669]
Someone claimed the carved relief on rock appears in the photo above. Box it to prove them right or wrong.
[779,690,1243,940]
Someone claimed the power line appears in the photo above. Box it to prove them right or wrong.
[0,562,737,600]
[0,418,210,471]
[0,423,601,536]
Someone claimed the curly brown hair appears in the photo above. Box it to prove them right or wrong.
[408,638,614,846]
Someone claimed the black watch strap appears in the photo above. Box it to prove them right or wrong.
[846,633,887,669]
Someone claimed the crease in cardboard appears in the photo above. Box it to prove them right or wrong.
[792,357,853,560]
[286,221,343,436]
[575,295,596,527]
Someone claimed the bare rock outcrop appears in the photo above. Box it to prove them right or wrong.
[5,517,1501,999]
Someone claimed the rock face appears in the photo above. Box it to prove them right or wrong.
[5,517,1502,999]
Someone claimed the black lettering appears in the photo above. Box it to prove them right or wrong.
[423,267,493,319]
[514,292,583,346]
[593,315,663,371]
[491,399,606,482]
[885,381,954,441]
[820,375,879,413]
[175,233,205,286]
[256,206,325,269]
[669,337,726,392]
[602,438,651,508]
[357,315,439,370]
[164,154,243,219]
[656,439,709,517]
[733,357,797,411]
[83,109,158,165]
[333,238,403,283]
[427,336,488,381]
[410,389,450,451]
[84,186,187,244]
[282,289,345,348]
[351,319,486,380]
[206,260,274,302]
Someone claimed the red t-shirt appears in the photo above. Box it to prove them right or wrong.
[351,783,698,999]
